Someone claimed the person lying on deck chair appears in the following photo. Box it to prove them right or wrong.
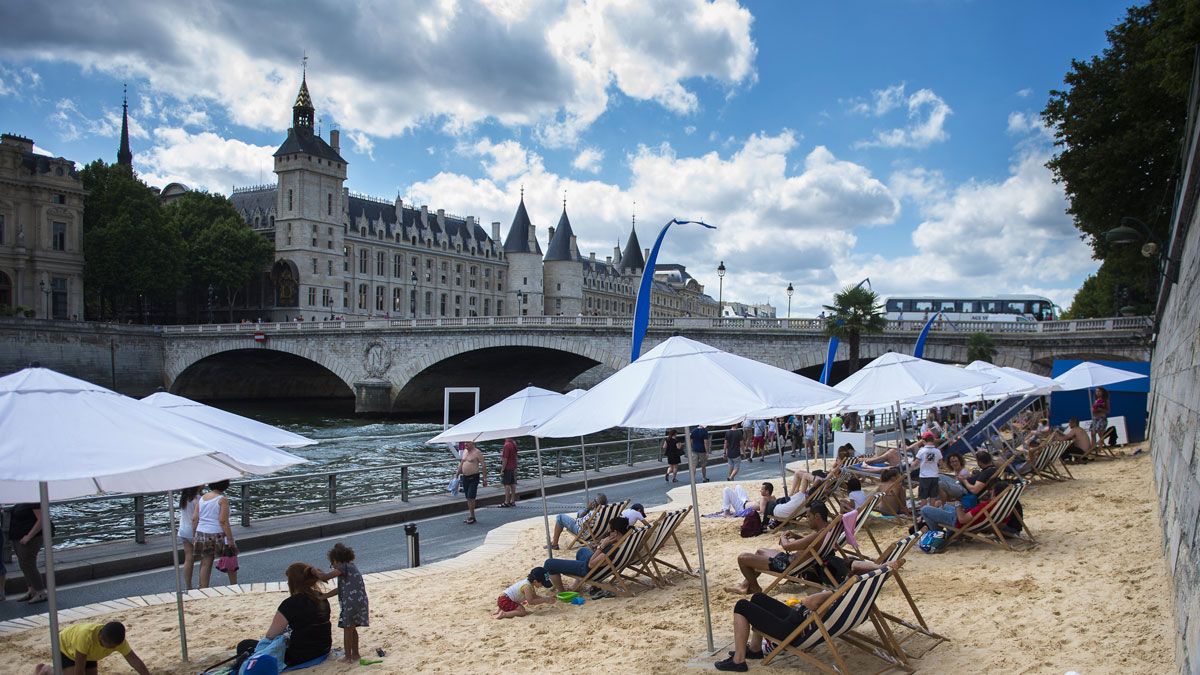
[549,493,608,549]
[766,470,830,524]
[542,516,629,593]
[854,444,903,473]
[714,559,907,672]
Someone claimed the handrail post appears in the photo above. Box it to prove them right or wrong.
[626,429,633,466]
[401,466,410,502]
[556,449,563,478]
[240,483,250,527]
[327,474,337,514]
[133,495,146,544]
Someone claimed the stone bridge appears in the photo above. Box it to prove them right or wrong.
[158,315,1153,414]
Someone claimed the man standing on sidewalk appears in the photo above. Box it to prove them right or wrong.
[500,437,519,507]
[690,425,711,482]
[725,425,744,480]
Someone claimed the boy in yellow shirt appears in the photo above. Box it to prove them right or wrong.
[34,622,150,675]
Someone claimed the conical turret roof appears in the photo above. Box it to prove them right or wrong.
[620,226,645,271]
[544,207,578,261]
[503,197,542,254]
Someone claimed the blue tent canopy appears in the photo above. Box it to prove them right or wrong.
[1049,359,1150,442]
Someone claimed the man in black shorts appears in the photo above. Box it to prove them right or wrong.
[724,425,744,480]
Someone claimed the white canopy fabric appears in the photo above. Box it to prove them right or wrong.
[141,392,317,448]
[1052,361,1147,391]
[831,352,997,410]
[0,368,303,501]
[532,336,845,438]
[999,366,1062,393]
[427,386,575,444]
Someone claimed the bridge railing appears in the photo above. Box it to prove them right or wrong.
[158,315,1153,335]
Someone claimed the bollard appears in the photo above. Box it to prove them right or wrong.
[405,523,420,568]
[327,474,337,514]
[240,483,250,527]
[133,495,146,544]
[401,466,410,502]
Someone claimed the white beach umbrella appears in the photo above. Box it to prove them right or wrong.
[0,367,304,674]
[533,336,844,652]
[142,391,317,448]
[831,352,997,410]
[999,366,1063,394]
[140,391,311,663]
[1052,361,1148,391]
[427,386,572,443]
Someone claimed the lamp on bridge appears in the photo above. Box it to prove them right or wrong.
[716,261,725,319]
[410,271,418,317]
[516,289,524,317]
[786,282,794,319]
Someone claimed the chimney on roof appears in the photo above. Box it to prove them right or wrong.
[330,129,340,153]
[643,248,650,262]
[614,245,622,264]
[491,221,501,241]
[606,255,612,265]
[590,252,596,261]
[548,226,556,241]
[569,235,578,259]
[395,195,403,213]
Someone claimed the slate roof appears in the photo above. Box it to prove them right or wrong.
[503,198,541,254]
[274,128,346,164]
[347,196,493,247]
[620,227,645,270]
[230,187,277,220]
[544,207,578,262]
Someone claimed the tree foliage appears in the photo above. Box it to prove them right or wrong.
[80,161,185,321]
[966,332,997,364]
[194,215,274,321]
[823,285,886,374]
[164,190,260,320]
[1043,0,1200,317]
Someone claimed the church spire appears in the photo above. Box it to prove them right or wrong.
[117,84,133,168]
[293,54,315,132]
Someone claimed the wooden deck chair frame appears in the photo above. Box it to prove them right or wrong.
[628,507,694,587]
[869,532,949,657]
[564,500,629,550]
[772,469,846,530]
[762,517,847,593]
[564,527,651,597]
[761,568,911,674]
[836,492,885,561]
[944,480,1035,551]
[1029,440,1070,483]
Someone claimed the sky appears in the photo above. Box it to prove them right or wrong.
[0,0,1135,315]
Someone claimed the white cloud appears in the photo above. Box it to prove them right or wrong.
[346,130,375,160]
[0,0,757,147]
[50,98,148,142]
[137,127,276,193]
[1006,110,1052,140]
[1016,87,1033,98]
[572,147,604,173]
[854,84,952,149]
[0,64,40,98]
[684,125,697,135]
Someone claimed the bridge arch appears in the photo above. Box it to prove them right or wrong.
[166,340,358,402]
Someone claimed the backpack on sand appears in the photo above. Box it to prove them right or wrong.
[740,510,763,538]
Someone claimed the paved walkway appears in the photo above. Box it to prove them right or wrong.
[0,452,815,629]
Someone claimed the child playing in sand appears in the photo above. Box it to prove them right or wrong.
[494,566,555,619]
[319,543,369,663]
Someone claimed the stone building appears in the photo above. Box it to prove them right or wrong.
[225,74,716,322]
[0,133,86,319]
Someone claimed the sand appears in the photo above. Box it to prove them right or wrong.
[0,446,1175,674]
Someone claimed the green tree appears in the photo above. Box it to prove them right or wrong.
[193,215,274,322]
[164,190,251,321]
[966,332,997,364]
[1043,0,1200,317]
[823,285,886,374]
[80,160,185,321]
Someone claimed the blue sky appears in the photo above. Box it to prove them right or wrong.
[0,0,1133,314]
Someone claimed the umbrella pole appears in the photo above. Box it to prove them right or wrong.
[535,437,554,559]
[580,436,590,504]
[777,420,789,497]
[40,482,62,675]
[684,426,715,652]
[821,415,827,471]
[894,402,919,531]
[168,491,189,662]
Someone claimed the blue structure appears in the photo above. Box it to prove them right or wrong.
[1049,359,1150,442]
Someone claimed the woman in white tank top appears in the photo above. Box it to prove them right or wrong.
[192,480,237,588]
[177,486,202,590]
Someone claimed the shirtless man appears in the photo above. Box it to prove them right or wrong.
[457,442,488,524]
[1052,417,1093,462]
[855,444,903,473]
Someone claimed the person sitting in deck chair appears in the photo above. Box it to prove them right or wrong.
[854,444,902,473]
[549,493,608,549]
[726,503,867,595]
[542,516,629,595]
[958,451,999,496]
[1050,417,1094,462]
[715,559,908,672]
[874,468,910,517]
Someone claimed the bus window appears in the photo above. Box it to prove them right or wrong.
[915,301,934,312]
[984,301,998,312]
[962,301,978,313]
[887,300,903,312]
[1007,301,1027,314]
[939,301,956,311]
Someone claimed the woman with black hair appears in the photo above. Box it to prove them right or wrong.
[192,480,236,588]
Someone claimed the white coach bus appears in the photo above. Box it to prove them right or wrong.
[883,294,1060,323]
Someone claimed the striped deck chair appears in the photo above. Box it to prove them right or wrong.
[628,507,694,587]
[1046,440,1075,480]
[762,517,847,593]
[772,469,846,530]
[761,567,910,674]
[563,527,650,597]
[944,480,1035,551]
[565,500,629,550]
[1028,440,1069,483]
[837,492,885,560]
[870,532,948,657]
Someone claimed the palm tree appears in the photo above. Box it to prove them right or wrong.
[823,285,886,374]
[966,332,997,363]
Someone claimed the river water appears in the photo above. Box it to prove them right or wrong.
[48,400,666,547]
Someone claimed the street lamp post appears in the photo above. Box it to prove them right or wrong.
[516,289,524,317]
[206,284,214,324]
[1104,216,1177,317]
[410,271,418,318]
[786,282,794,319]
[716,261,725,320]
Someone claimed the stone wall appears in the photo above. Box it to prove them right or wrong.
[1151,178,1200,673]
[0,318,165,396]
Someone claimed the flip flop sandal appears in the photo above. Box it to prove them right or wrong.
[464,518,477,524]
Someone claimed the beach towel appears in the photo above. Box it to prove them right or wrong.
[840,509,859,551]
[239,634,288,674]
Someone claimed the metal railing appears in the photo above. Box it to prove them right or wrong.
[32,433,672,550]
[160,315,1153,336]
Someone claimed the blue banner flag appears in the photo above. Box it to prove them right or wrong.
[630,219,716,362]
[913,312,940,359]
[819,335,839,384]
